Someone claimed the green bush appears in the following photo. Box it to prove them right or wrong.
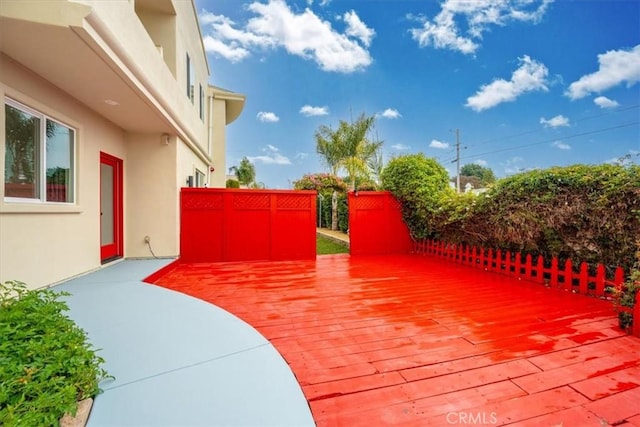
[608,244,640,331]
[457,164,640,271]
[0,281,110,426]
[294,173,350,232]
[225,179,240,188]
[381,154,453,239]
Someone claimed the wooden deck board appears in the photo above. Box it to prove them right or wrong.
[153,254,639,426]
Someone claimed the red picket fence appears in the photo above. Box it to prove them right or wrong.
[180,188,316,263]
[413,239,639,337]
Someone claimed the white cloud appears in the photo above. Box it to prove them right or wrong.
[430,139,450,149]
[540,115,570,128]
[503,156,525,174]
[200,1,373,73]
[566,45,640,99]
[552,140,571,150]
[391,143,410,150]
[257,111,280,122]
[594,96,620,109]
[466,56,549,112]
[300,105,329,116]
[343,10,376,47]
[410,0,552,55]
[295,152,309,160]
[200,13,273,62]
[202,35,251,63]
[379,108,402,119]
[474,160,488,167]
[248,145,292,165]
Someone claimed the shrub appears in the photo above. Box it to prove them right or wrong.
[293,173,347,192]
[0,281,110,426]
[608,243,640,331]
[456,164,640,271]
[381,154,452,239]
[295,174,349,231]
[225,179,240,188]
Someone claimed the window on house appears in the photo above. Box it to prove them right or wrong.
[4,99,75,203]
[186,53,194,103]
[195,168,206,187]
[199,84,204,121]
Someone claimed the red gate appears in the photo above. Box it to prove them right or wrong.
[180,188,316,262]
[348,191,412,256]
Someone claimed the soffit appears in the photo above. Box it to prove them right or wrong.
[0,16,172,133]
[210,86,246,125]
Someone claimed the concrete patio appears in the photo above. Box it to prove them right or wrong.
[56,259,314,426]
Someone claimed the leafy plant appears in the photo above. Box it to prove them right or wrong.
[381,154,452,239]
[314,113,383,190]
[0,281,110,426]
[608,245,640,331]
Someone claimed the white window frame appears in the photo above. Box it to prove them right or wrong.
[3,98,77,205]
[195,168,206,188]
[187,53,195,104]
[199,84,204,121]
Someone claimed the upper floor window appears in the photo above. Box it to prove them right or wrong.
[187,53,194,104]
[199,84,205,121]
[4,99,75,203]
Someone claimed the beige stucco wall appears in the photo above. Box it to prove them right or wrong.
[0,56,127,288]
[76,0,209,158]
[125,132,179,258]
[210,95,228,187]
[0,1,243,288]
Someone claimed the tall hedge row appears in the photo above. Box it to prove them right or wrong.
[383,161,640,271]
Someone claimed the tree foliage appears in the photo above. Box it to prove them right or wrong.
[314,114,382,190]
[229,157,256,188]
[225,179,240,188]
[459,163,496,187]
[293,173,348,231]
[380,154,452,239]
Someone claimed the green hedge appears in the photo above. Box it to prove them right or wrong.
[383,159,639,272]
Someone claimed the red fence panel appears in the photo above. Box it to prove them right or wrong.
[348,191,412,256]
[180,188,316,262]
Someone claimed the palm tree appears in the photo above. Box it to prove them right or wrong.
[341,114,382,191]
[315,124,345,175]
[314,113,383,229]
[229,157,256,188]
[315,113,382,190]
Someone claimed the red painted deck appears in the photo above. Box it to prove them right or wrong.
[153,254,640,426]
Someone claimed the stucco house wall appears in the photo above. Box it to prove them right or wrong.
[0,0,245,288]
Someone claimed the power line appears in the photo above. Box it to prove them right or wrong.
[466,104,640,150]
[459,121,639,161]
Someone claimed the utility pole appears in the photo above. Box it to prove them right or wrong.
[455,128,461,193]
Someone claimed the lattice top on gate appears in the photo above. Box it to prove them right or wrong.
[355,196,385,210]
[233,193,270,209]
[277,194,312,209]
[182,193,224,210]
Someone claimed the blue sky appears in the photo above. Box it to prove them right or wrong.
[195,0,640,188]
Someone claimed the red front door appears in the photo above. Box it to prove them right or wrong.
[100,152,123,263]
